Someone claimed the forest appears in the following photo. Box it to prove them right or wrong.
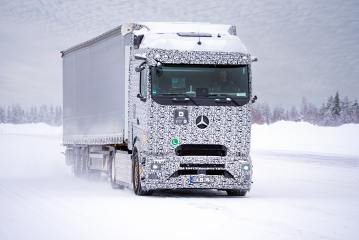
[252,92,359,126]
[1,92,358,127]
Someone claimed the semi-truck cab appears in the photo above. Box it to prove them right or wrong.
[62,22,257,196]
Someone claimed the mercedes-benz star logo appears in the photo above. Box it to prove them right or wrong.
[195,115,209,129]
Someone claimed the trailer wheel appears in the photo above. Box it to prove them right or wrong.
[226,189,247,197]
[110,157,122,189]
[72,147,86,177]
[132,149,151,196]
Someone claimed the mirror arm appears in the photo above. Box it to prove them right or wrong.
[251,56,258,62]
[135,61,146,72]
[136,93,147,102]
[251,95,258,103]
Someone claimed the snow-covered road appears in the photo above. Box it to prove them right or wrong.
[0,123,358,240]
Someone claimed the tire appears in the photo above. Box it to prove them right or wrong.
[226,189,247,197]
[110,157,122,189]
[72,147,89,177]
[73,148,84,177]
[132,149,151,196]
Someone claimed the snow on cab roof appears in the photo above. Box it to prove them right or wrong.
[135,22,247,53]
[137,22,235,34]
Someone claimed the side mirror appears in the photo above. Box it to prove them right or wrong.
[133,35,144,49]
[251,95,258,103]
[251,56,258,62]
[134,54,147,61]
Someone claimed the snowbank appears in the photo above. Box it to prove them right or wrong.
[1,121,358,158]
[0,123,66,179]
[0,123,62,136]
[252,121,359,157]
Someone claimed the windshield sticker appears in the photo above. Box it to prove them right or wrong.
[171,78,186,88]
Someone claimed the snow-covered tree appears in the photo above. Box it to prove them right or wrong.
[351,100,359,123]
[272,106,286,123]
[262,104,272,124]
[0,106,6,123]
[55,106,63,126]
[252,104,265,124]
[340,96,352,124]
[0,104,62,125]
[288,106,300,122]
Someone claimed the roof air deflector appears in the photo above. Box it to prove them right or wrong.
[177,32,212,37]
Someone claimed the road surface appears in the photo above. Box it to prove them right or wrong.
[0,125,358,240]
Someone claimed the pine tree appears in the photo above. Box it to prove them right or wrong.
[251,104,264,124]
[262,104,272,124]
[11,105,26,124]
[272,106,285,123]
[323,96,335,126]
[352,100,359,123]
[340,96,352,124]
[55,106,63,126]
[6,106,12,123]
[332,92,341,115]
[300,97,308,121]
[289,106,300,122]
[0,106,5,123]
[38,105,48,123]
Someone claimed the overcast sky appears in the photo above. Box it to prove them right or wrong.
[0,0,358,108]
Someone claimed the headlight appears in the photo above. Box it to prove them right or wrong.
[151,162,162,170]
[242,164,250,171]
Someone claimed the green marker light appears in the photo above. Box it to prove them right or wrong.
[170,137,180,146]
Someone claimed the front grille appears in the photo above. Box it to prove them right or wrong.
[175,144,227,156]
[170,169,234,179]
[180,163,225,169]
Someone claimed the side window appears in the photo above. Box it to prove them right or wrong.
[139,69,147,98]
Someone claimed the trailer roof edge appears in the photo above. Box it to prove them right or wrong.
[61,25,123,57]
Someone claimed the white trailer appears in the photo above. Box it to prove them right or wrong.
[62,22,257,196]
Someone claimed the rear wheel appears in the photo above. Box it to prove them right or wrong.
[132,150,151,196]
[226,189,247,197]
[72,147,87,177]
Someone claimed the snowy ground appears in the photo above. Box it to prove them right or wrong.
[0,122,358,240]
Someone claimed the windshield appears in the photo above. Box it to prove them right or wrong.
[151,64,249,98]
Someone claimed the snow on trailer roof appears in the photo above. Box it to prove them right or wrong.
[61,22,248,56]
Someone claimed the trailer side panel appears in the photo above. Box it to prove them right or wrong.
[63,33,126,144]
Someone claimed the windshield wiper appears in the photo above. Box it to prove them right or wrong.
[208,94,239,106]
[157,93,186,96]
[157,93,197,105]
[208,93,233,97]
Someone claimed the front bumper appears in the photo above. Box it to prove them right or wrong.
[141,155,252,191]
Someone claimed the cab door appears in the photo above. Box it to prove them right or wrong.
[131,67,148,149]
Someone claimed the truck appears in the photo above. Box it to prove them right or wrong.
[61,22,257,196]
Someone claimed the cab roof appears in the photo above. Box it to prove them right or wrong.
[61,22,248,57]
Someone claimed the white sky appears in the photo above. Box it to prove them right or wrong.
[0,0,358,107]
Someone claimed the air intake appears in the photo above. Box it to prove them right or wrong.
[175,144,227,157]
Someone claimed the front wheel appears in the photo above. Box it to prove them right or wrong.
[132,150,152,196]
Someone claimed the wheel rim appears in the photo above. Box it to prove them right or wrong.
[134,160,139,191]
